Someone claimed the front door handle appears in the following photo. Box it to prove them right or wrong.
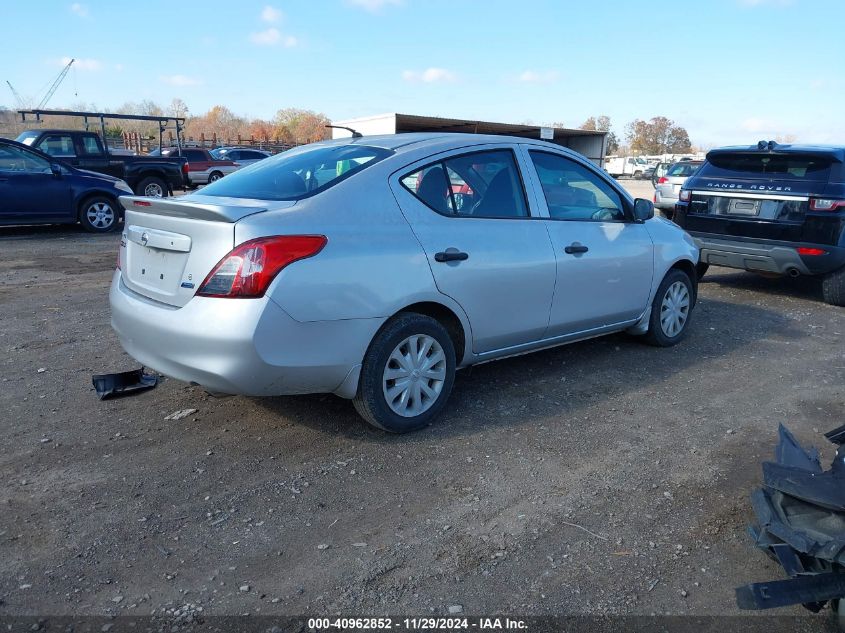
[434,250,469,263]
[564,243,589,255]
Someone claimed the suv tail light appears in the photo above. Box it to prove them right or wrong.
[182,162,190,175]
[197,235,327,298]
[657,177,668,184]
[679,189,691,202]
[809,198,845,211]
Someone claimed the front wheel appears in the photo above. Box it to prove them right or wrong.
[353,313,456,433]
[822,265,845,307]
[643,268,695,347]
[79,196,119,233]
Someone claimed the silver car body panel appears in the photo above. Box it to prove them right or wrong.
[110,133,698,399]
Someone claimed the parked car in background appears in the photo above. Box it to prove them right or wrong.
[151,147,239,186]
[651,161,672,185]
[0,138,131,232]
[211,147,272,167]
[653,161,703,219]
[111,133,699,433]
[605,155,650,179]
[16,129,187,197]
[674,141,845,306]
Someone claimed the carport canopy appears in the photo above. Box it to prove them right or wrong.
[330,113,607,165]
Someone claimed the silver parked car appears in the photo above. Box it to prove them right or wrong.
[110,134,699,432]
[210,147,272,167]
[654,161,703,219]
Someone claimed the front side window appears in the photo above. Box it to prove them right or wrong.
[200,144,392,201]
[529,151,626,222]
[0,145,52,173]
[402,149,529,218]
[38,135,76,157]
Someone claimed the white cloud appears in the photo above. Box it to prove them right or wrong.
[516,70,560,84]
[69,2,88,17]
[60,56,101,71]
[346,0,402,12]
[160,74,202,87]
[260,5,283,22]
[248,27,298,47]
[402,68,457,83]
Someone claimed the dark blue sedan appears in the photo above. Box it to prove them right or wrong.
[0,138,133,232]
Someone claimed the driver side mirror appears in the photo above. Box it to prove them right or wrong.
[50,163,62,177]
[633,198,655,222]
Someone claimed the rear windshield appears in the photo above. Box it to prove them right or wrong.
[199,144,393,201]
[667,162,702,177]
[699,154,832,182]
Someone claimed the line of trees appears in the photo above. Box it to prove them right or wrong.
[576,114,693,155]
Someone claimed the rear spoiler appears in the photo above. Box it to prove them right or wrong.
[119,196,268,223]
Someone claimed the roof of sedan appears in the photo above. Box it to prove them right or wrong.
[317,132,562,152]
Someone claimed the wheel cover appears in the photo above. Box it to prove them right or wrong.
[210,173,221,182]
[86,201,115,229]
[382,334,447,418]
[660,280,690,338]
[144,182,164,197]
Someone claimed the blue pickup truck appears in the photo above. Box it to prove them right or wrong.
[674,141,845,306]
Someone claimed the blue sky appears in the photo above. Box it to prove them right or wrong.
[3,0,844,147]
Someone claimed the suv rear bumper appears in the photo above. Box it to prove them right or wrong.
[692,234,845,276]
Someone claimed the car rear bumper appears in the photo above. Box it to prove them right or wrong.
[109,271,382,398]
[654,189,678,210]
[692,234,845,276]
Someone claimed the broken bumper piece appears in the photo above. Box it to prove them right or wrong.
[92,367,158,400]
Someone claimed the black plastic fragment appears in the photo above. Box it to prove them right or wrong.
[825,423,845,446]
[92,368,157,400]
[773,423,821,472]
[736,572,845,611]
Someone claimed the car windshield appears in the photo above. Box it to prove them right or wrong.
[15,132,39,146]
[700,154,833,181]
[199,144,393,200]
[667,163,702,177]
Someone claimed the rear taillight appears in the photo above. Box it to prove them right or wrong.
[657,177,668,184]
[809,198,845,211]
[197,235,327,298]
[182,162,190,175]
[797,247,827,256]
[679,190,691,202]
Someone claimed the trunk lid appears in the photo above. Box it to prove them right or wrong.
[117,195,293,307]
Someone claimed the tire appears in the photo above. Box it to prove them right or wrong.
[78,195,120,233]
[633,170,643,180]
[643,268,695,347]
[208,171,224,183]
[353,313,456,433]
[136,176,167,198]
[822,265,845,307]
[696,262,709,280]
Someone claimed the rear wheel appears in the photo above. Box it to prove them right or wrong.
[353,313,456,433]
[137,176,167,198]
[79,195,119,233]
[643,268,695,347]
[208,171,224,183]
[822,265,845,307]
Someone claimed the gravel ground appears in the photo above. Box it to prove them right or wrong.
[1,183,844,625]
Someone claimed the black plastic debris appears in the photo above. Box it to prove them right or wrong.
[737,423,845,613]
[92,367,158,400]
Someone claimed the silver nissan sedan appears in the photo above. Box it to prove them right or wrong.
[110,133,699,432]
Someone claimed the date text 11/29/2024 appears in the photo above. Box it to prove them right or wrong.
[308,617,529,630]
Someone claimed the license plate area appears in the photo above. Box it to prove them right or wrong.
[127,244,188,294]
[728,199,759,216]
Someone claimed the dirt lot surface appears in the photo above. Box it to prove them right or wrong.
[2,185,844,625]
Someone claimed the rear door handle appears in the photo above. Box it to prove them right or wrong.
[564,244,589,255]
[434,250,469,263]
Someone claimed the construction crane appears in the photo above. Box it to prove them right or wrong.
[5,80,27,108]
[37,58,74,109]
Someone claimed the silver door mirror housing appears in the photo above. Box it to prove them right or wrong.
[633,198,655,222]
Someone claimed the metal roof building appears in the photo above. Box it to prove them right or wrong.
[330,113,607,165]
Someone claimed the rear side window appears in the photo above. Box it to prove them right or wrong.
[200,144,392,201]
[700,154,832,181]
[80,136,102,155]
[667,162,701,177]
[185,150,207,162]
[402,149,529,218]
